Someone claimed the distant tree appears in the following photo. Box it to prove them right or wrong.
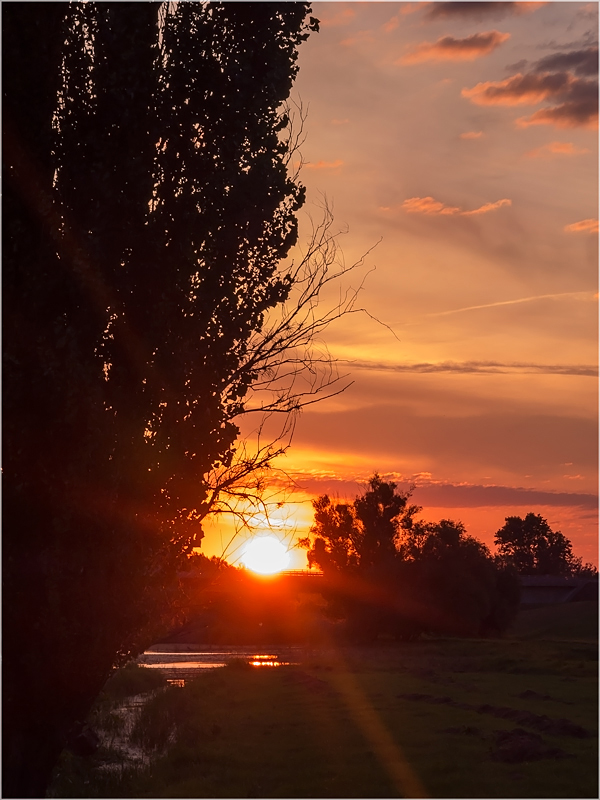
[3,4,320,796]
[302,474,419,573]
[301,477,520,640]
[395,518,520,637]
[494,513,583,576]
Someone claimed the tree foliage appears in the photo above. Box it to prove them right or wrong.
[302,474,419,572]
[302,476,521,641]
[494,513,594,576]
[3,4,318,796]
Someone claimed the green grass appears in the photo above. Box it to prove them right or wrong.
[510,601,598,642]
[48,607,598,798]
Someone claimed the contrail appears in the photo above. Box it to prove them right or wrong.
[400,291,595,323]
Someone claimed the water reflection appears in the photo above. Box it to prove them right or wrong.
[137,647,297,680]
[249,654,289,667]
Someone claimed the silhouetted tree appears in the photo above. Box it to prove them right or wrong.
[302,477,520,640]
[3,4,318,796]
[303,474,419,573]
[494,513,580,576]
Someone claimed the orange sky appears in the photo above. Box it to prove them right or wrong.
[202,1,598,569]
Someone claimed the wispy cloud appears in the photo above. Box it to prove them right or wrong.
[399,196,511,216]
[338,359,598,378]
[526,141,590,157]
[460,130,484,139]
[417,291,596,318]
[565,218,599,233]
[423,2,545,23]
[462,199,512,216]
[400,31,510,65]
[411,482,598,509]
[383,3,421,32]
[285,472,598,511]
[304,159,344,171]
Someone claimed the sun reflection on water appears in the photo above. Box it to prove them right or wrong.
[249,654,289,667]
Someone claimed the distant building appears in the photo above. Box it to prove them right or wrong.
[519,575,598,606]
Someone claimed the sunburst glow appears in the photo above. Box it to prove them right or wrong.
[241,536,290,574]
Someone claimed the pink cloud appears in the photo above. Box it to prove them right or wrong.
[564,218,599,233]
[400,30,510,64]
[401,197,461,215]
[526,141,590,158]
[399,196,511,217]
[462,198,512,216]
[383,3,422,32]
[462,72,570,106]
[460,131,484,139]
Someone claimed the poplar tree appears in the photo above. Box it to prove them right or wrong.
[3,4,318,795]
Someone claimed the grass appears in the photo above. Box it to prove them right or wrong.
[48,603,598,798]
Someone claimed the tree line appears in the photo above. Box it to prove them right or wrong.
[299,475,596,642]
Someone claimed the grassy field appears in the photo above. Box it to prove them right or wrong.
[48,602,598,798]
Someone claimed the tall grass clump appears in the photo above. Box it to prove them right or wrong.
[103,662,167,701]
[131,685,189,752]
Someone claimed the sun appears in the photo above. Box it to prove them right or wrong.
[241,536,290,575]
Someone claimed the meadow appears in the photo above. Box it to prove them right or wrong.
[48,602,598,798]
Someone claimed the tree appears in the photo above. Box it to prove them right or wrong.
[302,476,520,640]
[302,474,419,573]
[3,4,319,796]
[494,513,578,575]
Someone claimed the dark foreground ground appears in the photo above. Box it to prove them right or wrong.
[48,602,598,798]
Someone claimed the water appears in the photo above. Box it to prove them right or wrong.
[137,644,300,682]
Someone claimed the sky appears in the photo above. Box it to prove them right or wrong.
[202,1,598,569]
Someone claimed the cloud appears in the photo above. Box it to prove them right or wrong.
[416,291,596,320]
[516,80,598,128]
[462,199,512,216]
[565,218,599,233]
[383,3,421,32]
[331,119,349,126]
[304,159,344,171]
[526,141,590,158]
[400,31,510,64]
[400,196,461,215]
[411,482,598,510]
[423,2,545,22]
[400,196,511,216]
[460,131,484,139]
[338,359,598,378]
[285,472,597,511]
[462,50,599,128]
[462,72,571,106]
[534,46,599,77]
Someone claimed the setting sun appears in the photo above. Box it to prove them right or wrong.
[241,536,290,575]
